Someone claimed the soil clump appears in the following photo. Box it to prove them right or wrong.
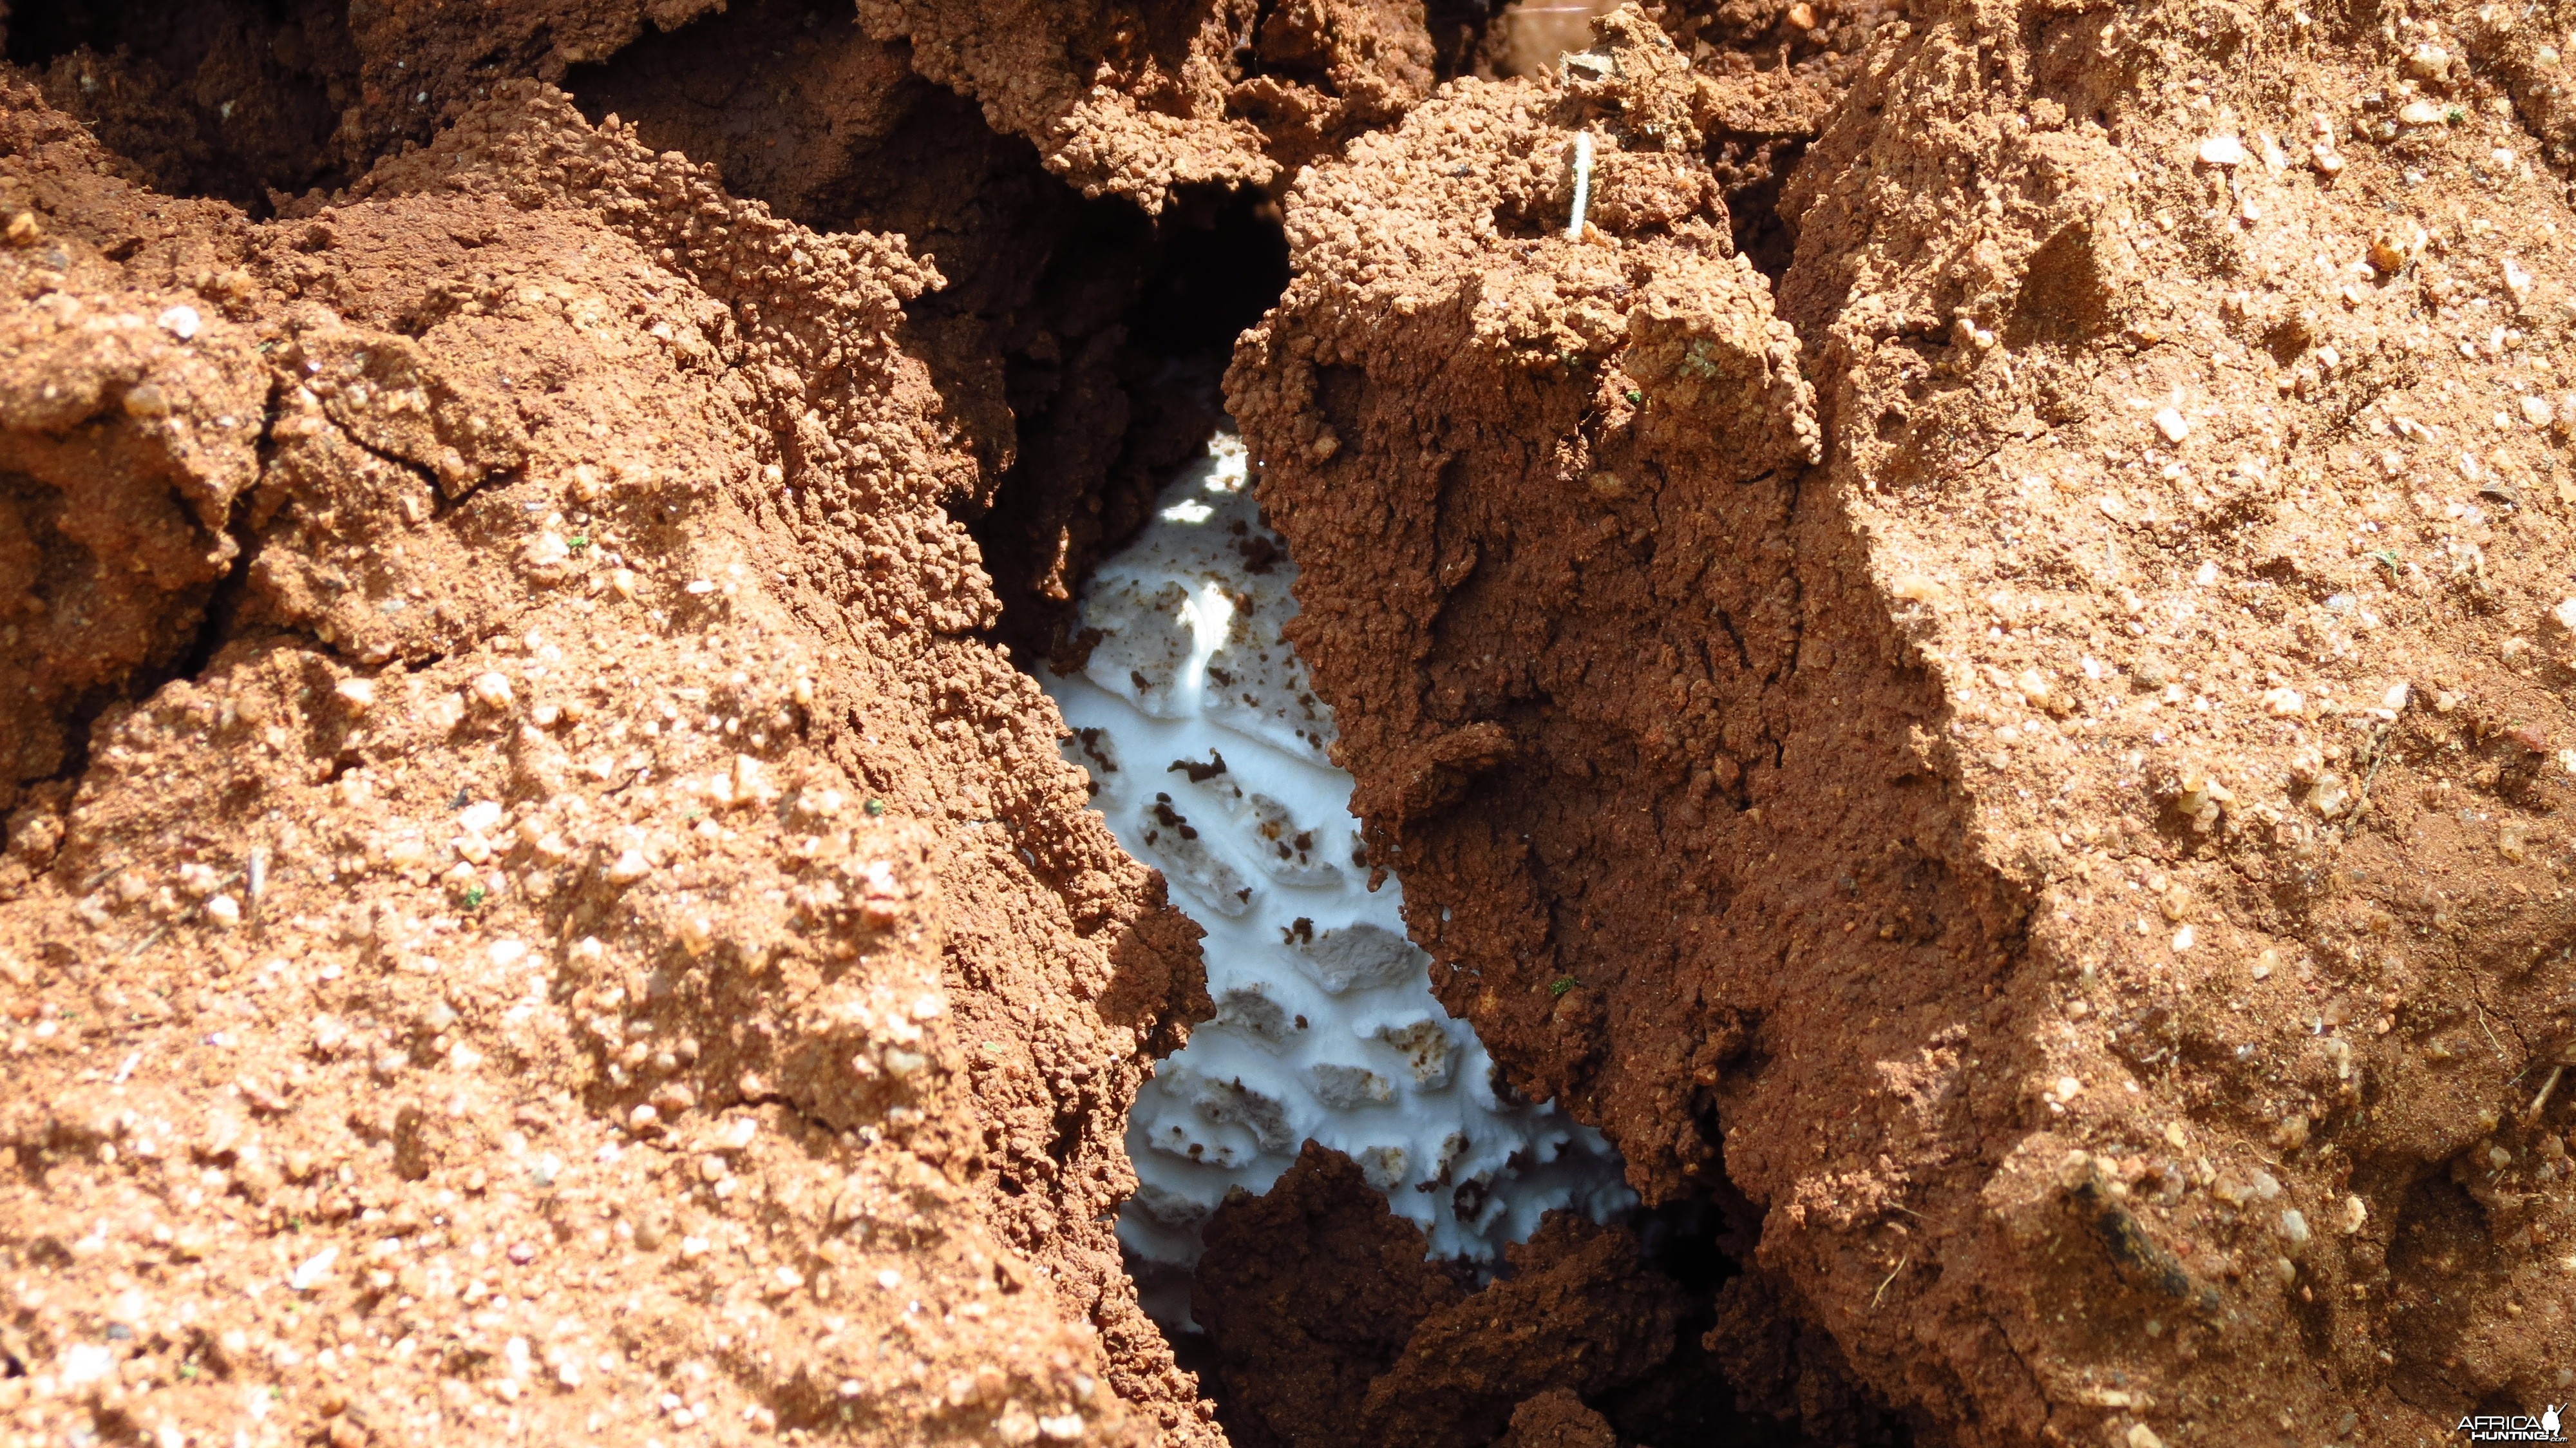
[0,74,1221,1446]
[1233,0,2576,1442]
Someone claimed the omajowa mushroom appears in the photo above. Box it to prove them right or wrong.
[1044,433,1635,1329]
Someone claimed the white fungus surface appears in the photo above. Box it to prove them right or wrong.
[1042,433,1633,1327]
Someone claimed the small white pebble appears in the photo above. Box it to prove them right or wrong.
[156,304,202,341]
[61,1344,115,1387]
[2279,1208,2310,1247]
[2172,925,2197,951]
[1038,1414,1086,1442]
[205,894,242,929]
[876,1268,902,1290]
[2262,687,2304,716]
[335,678,377,711]
[471,672,515,709]
[676,915,715,957]
[607,850,650,885]
[729,754,771,806]
[2055,1075,2083,1100]
[679,1235,711,1258]
[289,1246,339,1291]
[519,531,571,577]
[458,799,504,834]
[2153,408,2190,443]
[2195,134,2246,167]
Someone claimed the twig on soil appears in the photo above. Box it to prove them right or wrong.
[2529,1063,2566,1123]
[1872,1253,1908,1310]
[2475,1000,2507,1062]
[2345,719,2394,826]
[1566,132,1594,240]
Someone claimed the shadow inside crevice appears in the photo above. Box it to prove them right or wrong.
[4,0,361,214]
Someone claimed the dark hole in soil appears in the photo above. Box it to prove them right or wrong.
[3,0,360,215]
[1712,134,1808,284]
[1128,189,1293,359]
[1425,0,1502,77]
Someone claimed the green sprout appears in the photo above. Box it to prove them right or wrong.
[462,884,487,910]
[864,799,887,817]
[2368,549,2402,580]
[1624,388,1645,405]
[1550,976,1580,998]
[567,535,590,551]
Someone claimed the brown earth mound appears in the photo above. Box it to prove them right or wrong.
[1234,1,2576,1442]
[0,75,1222,1447]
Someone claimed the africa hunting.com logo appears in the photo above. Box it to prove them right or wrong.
[2457,1407,2566,1443]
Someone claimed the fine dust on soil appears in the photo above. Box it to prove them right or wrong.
[3,0,2575,1445]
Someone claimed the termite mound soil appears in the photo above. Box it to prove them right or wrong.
[6,0,2572,1442]
[1234,1,2576,1443]
[0,74,1227,1446]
